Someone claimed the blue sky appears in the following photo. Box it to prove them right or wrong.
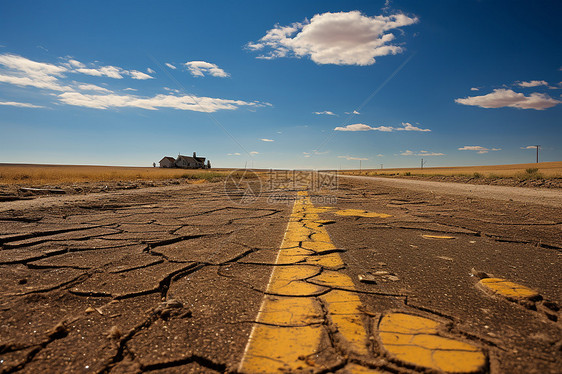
[0,0,560,169]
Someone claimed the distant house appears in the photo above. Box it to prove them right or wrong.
[160,152,210,169]
[159,157,176,168]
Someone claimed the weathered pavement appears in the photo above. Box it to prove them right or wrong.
[0,178,560,373]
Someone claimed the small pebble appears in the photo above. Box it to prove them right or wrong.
[358,273,377,284]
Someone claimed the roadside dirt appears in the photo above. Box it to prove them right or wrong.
[0,179,197,202]
[345,174,562,189]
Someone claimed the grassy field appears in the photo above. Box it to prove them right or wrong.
[0,164,239,185]
[341,161,562,179]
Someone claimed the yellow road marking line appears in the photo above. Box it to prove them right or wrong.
[479,278,540,300]
[239,192,370,373]
[422,234,456,240]
[334,209,392,218]
[378,313,486,373]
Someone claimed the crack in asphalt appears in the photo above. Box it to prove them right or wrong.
[1,181,560,373]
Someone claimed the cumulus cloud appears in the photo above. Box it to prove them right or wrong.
[57,91,267,112]
[147,68,155,74]
[400,150,444,156]
[334,122,430,132]
[521,145,539,149]
[458,145,501,154]
[185,61,229,77]
[250,151,259,155]
[338,155,368,161]
[517,80,548,88]
[345,110,361,115]
[0,100,45,108]
[313,110,336,115]
[455,89,560,110]
[165,63,176,70]
[470,87,479,91]
[260,138,274,142]
[247,10,418,65]
[227,152,241,156]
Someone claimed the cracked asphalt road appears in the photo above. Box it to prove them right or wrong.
[0,178,560,373]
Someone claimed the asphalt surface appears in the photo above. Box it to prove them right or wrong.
[0,177,560,373]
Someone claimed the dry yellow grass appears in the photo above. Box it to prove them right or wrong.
[342,161,562,179]
[0,164,235,185]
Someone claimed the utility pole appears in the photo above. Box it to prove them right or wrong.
[421,158,424,169]
[380,164,383,169]
[359,160,362,171]
[535,145,540,163]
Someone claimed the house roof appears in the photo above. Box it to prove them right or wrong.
[177,155,205,163]
[159,157,175,163]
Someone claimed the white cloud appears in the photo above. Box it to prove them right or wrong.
[165,63,176,70]
[261,138,274,142]
[470,87,479,91]
[68,59,85,68]
[0,53,265,114]
[334,122,429,132]
[313,110,336,115]
[247,10,418,65]
[0,101,45,108]
[0,53,70,91]
[163,87,180,93]
[455,88,560,110]
[521,145,539,149]
[312,149,328,155]
[77,83,111,93]
[335,123,391,131]
[250,151,259,155]
[401,150,444,156]
[517,80,548,88]
[227,152,241,156]
[123,87,137,91]
[394,122,430,132]
[129,70,153,80]
[76,65,124,79]
[67,57,152,80]
[147,68,155,74]
[458,145,501,154]
[185,61,229,77]
[57,91,267,112]
[338,155,368,161]
[377,154,384,157]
